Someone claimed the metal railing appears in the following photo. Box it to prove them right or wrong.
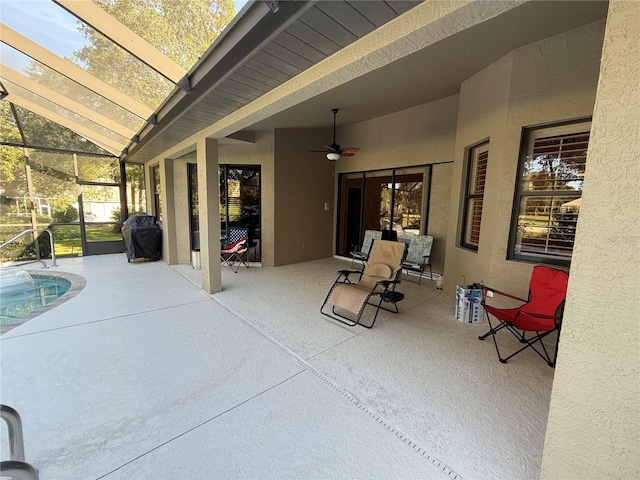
[0,461,39,480]
[0,229,57,268]
[0,405,39,480]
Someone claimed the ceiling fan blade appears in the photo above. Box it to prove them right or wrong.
[340,147,360,156]
[323,144,340,153]
[307,109,349,159]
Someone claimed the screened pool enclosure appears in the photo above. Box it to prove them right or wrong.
[0,0,237,262]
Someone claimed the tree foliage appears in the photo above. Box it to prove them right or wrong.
[1,0,234,215]
[74,0,235,108]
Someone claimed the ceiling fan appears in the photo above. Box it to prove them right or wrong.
[310,108,360,161]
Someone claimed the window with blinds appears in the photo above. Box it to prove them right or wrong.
[461,141,489,251]
[509,118,591,265]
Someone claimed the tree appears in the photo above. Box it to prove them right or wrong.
[125,164,145,211]
[1,0,234,217]
[73,0,236,110]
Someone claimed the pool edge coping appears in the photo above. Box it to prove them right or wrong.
[0,271,87,335]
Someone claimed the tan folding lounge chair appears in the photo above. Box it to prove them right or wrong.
[321,239,407,328]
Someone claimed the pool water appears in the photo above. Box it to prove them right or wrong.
[0,269,71,325]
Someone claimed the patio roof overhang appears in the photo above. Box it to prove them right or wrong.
[121,0,425,163]
[121,0,609,165]
[1,1,609,165]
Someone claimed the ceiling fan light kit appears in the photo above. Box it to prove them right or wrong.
[309,108,360,161]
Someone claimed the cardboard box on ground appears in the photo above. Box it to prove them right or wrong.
[456,284,484,323]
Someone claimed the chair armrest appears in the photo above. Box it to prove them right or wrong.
[482,286,528,303]
[376,279,400,289]
[336,269,362,284]
[337,269,360,276]
[518,311,563,322]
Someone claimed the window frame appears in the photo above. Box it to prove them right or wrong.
[335,165,434,257]
[508,117,591,266]
[460,139,489,251]
[150,163,162,223]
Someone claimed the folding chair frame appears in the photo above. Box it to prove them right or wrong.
[320,269,405,328]
[220,237,248,273]
[402,235,434,285]
[246,226,259,262]
[350,230,383,269]
[479,282,565,368]
[402,255,432,285]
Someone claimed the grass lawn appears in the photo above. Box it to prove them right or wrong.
[1,222,122,260]
[53,224,122,256]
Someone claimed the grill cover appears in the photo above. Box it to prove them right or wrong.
[122,215,161,261]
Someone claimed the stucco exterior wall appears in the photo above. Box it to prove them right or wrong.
[428,162,453,276]
[541,1,640,477]
[335,95,458,175]
[273,128,334,265]
[219,131,275,266]
[332,95,458,273]
[444,53,513,291]
[443,20,605,299]
[172,152,195,265]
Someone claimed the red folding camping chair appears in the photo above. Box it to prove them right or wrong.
[478,266,569,367]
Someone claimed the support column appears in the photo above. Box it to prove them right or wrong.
[197,137,222,294]
[23,149,40,259]
[160,157,178,264]
[540,1,640,478]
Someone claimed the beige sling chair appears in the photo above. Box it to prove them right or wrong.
[321,239,407,328]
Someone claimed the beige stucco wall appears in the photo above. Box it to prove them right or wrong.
[541,1,640,477]
[273,128,335,265]
[444,53,512,290]
[219,130,275,266]
[334,95,459,174]
[428,162,453,275]
[148,127,331,269]
[172,152,195,265]
[443,20,605,299]
[333,95,458,273]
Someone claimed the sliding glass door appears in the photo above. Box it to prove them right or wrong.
[337,167,428,256]
[219,165,261,261]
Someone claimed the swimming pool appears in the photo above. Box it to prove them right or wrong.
[0,267,85,333]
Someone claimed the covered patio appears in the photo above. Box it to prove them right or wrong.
[2,1,638,478]
[1,255,553,479]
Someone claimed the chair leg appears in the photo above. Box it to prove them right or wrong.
[320,281,360,327]
[480,310,559,367]
[321,289,403,329]
[221,251,248,273]
[499,330,556,366]
[363,291,404,328]
[364,294,386,328]
[478,313,509,363]
[233,252,249,272]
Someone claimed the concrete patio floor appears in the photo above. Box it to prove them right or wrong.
[0,254,555,479]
